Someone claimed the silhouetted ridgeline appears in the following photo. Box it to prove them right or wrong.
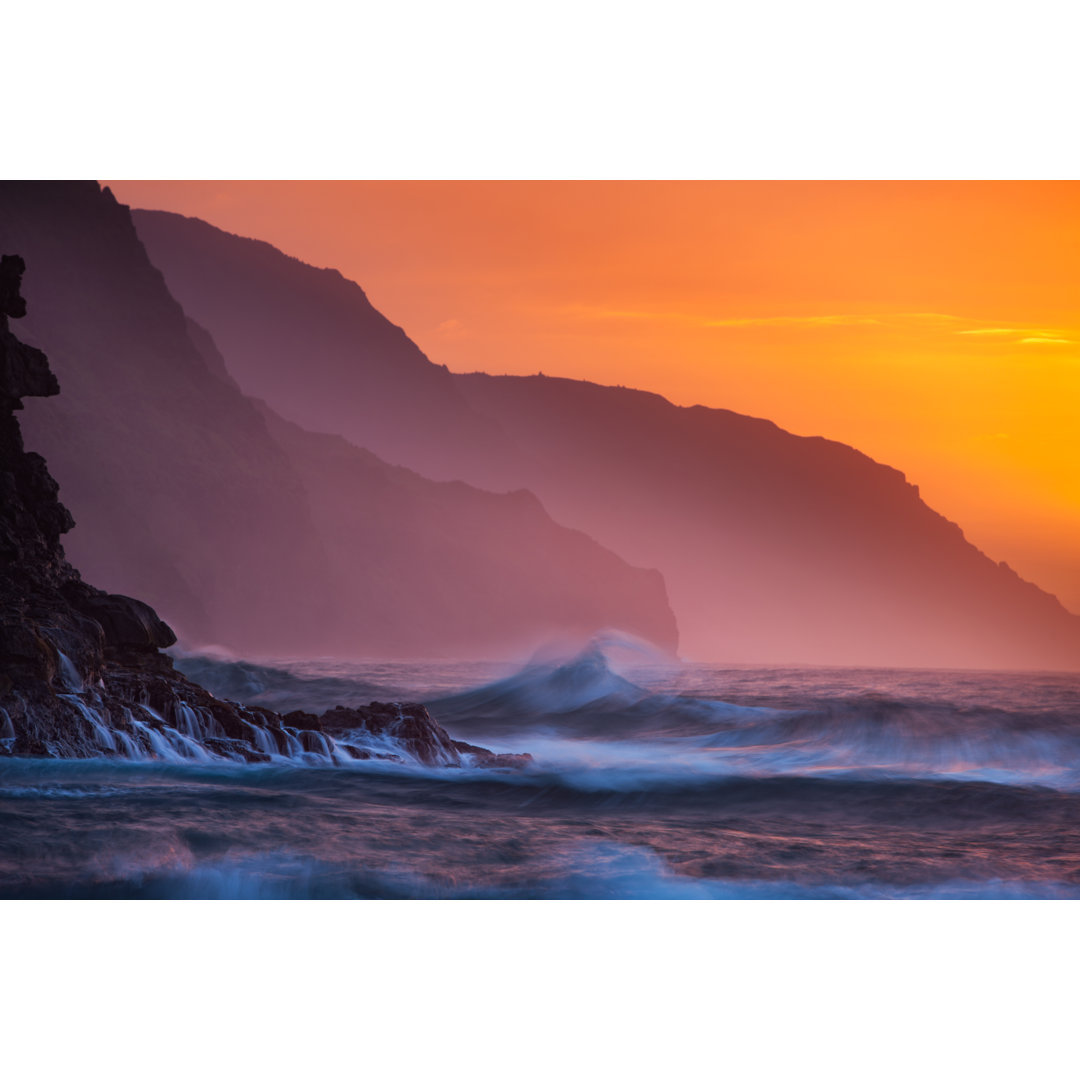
[452,373,1080,668]
[133,206,1080,670]
[0,182,677,659]
[253,402,674,657]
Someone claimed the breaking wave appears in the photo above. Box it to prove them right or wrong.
[5,636,1080,899]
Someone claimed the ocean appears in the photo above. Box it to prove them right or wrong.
[3,636,1080,899]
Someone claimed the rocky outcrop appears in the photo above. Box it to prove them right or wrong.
[286,702,532,768]
[0,254,526,769]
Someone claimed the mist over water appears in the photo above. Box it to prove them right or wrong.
[5,637,1080,899]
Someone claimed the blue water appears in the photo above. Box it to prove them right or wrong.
[4,637,1080,899]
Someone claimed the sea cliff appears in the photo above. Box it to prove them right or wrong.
[0,254,524,768]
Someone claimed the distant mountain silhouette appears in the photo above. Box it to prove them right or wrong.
[134,207,1080,670]
[0,183,677,658]
[452,374,1080,668]
[253,402,674,657]
[131,209,527,483]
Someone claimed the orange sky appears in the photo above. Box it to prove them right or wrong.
[108,181,1080,613]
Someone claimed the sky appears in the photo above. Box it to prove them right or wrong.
[108,181,1080,613]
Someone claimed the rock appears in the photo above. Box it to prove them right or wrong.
[282,709,323,731]
[320,702,459,765]
[0,255,28,321]
[339,744,375,761]
[451,740,534,769]
[321,702,532,769]
[0,253,527,771]
[68,590,177,651]
[0,255,263,758]
[0,335,59,405]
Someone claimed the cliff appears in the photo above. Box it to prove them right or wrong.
[3,182,678,659]
[132,206,525,482]
[133,207,1080,669]
[452,373,1080,668]
[0,252,525,765]
[255,402,677,656]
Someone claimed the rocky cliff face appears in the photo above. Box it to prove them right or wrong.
[134,208,1080,669]
[5,182,677,659]
[0,253,525,767]
[4,182,333,654]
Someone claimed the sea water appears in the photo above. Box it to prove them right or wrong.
[3,639,1080,899]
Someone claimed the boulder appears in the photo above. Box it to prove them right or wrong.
[70,591,177,651]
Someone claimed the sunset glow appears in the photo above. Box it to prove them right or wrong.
[107,181,1080,611]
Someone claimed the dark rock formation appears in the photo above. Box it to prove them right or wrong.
[0,254,526,769]
[70,591,177,652]
[0,255,28,322]
[289,701,532,768]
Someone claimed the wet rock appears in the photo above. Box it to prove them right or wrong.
[320,702,459,765]
[296,728,328,753]
[0,254,528,770]
[321,702,532,769]
[0,254,254,758]
[282,710,323,731]
[451,740,534,769]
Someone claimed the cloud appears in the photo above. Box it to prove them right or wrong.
[701,314,881,329]
[561,307,1076,346]
[563,307,960,330]
[436,318,467,338]
[956,326,1074,345]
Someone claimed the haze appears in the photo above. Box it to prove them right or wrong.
[108,181,1080,616]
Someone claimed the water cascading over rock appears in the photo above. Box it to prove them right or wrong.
[0,254,524,769]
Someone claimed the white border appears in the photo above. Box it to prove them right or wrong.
[7,1,1079,179]
[4,901,1076,1078]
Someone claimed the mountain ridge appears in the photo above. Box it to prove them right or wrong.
[1,181,678,659]
[131,206,1080,670]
